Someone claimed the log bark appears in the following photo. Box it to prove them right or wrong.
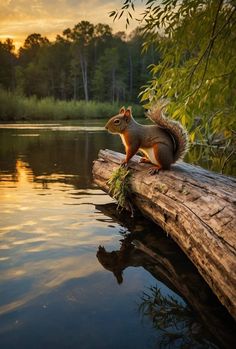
[93,149,236,319]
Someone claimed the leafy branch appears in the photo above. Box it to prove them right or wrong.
[188,2,236,88]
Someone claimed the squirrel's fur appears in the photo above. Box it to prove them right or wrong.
[147,105,189,162]
[105,105,189,173]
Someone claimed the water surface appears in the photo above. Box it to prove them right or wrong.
[0,122,235,349]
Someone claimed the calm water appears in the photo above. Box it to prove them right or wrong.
[0,122,235,349]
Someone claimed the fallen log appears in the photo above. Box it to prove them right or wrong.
[93,149,236,319]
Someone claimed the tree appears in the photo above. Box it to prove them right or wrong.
[92,47,126,103]
[93,23,113,65]
[111,0,236,148]
[47,37,72,99]
[0,39,16,90]
[19,33,50,65]
[16,34,51,97]
[63,21,95,101]
[126,27,160,101]
[2,20,161,105]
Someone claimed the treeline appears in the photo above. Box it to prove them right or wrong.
[0,21,159,103]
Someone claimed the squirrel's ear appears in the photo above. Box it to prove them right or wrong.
[119,106,126,115]
[124,107,132,119]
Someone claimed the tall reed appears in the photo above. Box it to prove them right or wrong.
[0,89,143,121]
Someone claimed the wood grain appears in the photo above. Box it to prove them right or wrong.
[93,149,236,319]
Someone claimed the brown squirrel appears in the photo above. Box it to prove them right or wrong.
[105,105,188,174]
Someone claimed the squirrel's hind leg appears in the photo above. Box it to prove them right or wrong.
[148,143,173,175]
[147,144,162,175]
[154,143,173,170]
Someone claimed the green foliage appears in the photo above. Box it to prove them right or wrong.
[92,47,125,103]
[0,20,158,105]
[0,39,16,90]
[0,89,142,121]
[187,143,236,175]
[112,0,236,155]
[107,167,132,211]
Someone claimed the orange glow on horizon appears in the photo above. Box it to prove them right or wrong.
[0,1,144,52]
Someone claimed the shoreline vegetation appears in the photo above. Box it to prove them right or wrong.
[0,89,143,121]
[0,88,234,176]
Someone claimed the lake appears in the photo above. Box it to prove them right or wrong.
[0,121,235,349]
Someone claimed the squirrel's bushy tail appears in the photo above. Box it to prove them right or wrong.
[147,104,189,162]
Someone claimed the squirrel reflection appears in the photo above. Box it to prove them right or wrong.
[96,235,151,285]
[96,234,236,349]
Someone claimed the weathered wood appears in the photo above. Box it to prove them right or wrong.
[93,149,236,319]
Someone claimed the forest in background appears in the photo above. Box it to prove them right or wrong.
[0,0,235,174]
[0,21,158,104]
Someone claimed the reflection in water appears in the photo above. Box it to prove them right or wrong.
[96,205,236,349]
[139,286,218,349]
[0,124,235,349]
[0,124,121,188]
[0,160,113,317]
[1,125,161,349]
[0,123,105,132]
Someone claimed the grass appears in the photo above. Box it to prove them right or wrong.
[0,89,143,121]
[107,166,133,215]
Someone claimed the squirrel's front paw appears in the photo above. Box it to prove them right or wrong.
[120,160,128,168]
[148,166,160,175]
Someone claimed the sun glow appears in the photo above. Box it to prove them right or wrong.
[0,1,144,51]
[0,156,115,316]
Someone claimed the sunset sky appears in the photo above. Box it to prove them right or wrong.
[0,0,144,51]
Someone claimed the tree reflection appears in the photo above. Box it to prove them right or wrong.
[96,208,236,349]
[97,241,219,348]
[139,285,218,349]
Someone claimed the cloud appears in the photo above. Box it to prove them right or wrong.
[0,0,144,50]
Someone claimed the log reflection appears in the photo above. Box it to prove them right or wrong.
[96,203,236,349]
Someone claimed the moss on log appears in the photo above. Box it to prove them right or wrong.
[93,149,236,319]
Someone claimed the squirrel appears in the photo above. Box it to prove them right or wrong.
[105,105,188,174]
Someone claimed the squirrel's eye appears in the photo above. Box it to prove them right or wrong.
[114,119,120,125]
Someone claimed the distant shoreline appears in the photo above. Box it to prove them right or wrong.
[0,89,143,121]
